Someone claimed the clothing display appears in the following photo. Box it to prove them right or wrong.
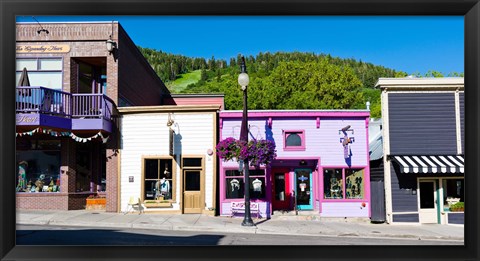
[252,178,262,192]
[16,161,28,192]
[160,178,170,193]
[230,179,240,192]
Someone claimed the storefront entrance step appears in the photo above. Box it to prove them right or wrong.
[272,210,318,216]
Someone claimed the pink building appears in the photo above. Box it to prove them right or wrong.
[219,110,371,219]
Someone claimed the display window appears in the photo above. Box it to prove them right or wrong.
[225,169,265,200]
[16,139,61,193]
[324,169,343,199]
[143,158,173,201]
[442,178,464,211]
[323,168,365,200]
[345,169,364,199]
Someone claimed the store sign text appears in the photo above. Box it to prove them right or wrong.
[16,115,38,124]
[16,45,70,53]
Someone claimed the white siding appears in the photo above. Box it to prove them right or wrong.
[120,112,215,212]
[321,202,369,217]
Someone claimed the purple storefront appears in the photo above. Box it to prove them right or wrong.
[219,110,371,219]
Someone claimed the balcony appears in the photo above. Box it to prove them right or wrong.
[16,86,116,133]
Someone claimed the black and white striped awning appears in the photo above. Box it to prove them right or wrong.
[391,155,464,174]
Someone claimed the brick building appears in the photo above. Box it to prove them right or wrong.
[15,21,169,212]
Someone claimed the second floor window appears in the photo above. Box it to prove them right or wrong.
[16,58,63,90]
[284,130,305,151]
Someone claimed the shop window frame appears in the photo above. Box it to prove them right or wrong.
[16,138,62,194]
[283,130,306,151]
[141,156,176,202]
[322,167,366,201]
[223,168,266,201]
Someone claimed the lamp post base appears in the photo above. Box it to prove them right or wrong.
[241,218,255,226]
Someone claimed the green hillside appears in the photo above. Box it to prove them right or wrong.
[138,47,463,119]
[166,70,201,92]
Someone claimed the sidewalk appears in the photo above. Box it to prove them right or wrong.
[16,209,464,242]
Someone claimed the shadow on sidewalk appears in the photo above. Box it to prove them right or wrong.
[16,228,225,246]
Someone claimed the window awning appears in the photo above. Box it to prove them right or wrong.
[390,155,464,174]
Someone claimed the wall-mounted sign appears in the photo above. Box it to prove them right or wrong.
[129,176,134,183]
[16,115,39,124]
[16,45,71,53]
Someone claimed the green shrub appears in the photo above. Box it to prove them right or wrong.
[449,201,464,212]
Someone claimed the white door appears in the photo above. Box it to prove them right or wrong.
[419,180,437,223]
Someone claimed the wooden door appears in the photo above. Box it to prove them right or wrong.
[183,170,203,214]
[272,168,291,210]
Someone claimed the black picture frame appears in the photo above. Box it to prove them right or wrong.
[1,0,478,260]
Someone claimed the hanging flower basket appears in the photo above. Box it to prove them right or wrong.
[216,137,277,167]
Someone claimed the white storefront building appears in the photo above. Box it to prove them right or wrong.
[118,105,219,214]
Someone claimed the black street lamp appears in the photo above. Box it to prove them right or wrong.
[238,56,254,227]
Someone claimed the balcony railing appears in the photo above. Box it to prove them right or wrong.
[16,86,115,121]
[72,93,114,120]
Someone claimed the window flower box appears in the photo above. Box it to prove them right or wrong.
[449,202,464,212]
[144,200,172,208]
[86,197,106,210]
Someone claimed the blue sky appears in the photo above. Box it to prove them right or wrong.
[17,16,464,75]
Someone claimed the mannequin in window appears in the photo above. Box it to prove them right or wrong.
[16,161,28,192]
[230,179,240,198]
[154,180,161,200]
[252,178,262,198]
[160,177,170,199]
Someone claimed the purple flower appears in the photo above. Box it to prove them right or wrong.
[216,137,276,167]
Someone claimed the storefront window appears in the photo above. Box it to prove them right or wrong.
[16,139,61,193]
[324,168,366,200]
[324,169,343,199]
[443,179,464,211]
[225,169,266,199]
[345,169,364,199]
[144,158,173,201]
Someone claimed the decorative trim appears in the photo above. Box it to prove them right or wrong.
[220,111,370,118]
[118,105,220,114]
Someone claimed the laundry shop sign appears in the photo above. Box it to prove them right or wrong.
[16,45,70,53]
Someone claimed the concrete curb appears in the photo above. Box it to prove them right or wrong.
[17,220,464,242]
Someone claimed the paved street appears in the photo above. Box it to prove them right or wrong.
[17,224,463,245]
[17,222,463,246]
[16,209,464,245]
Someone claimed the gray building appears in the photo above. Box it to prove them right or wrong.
[377,77,464,225]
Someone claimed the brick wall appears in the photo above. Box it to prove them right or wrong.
[106,148,119,212]
[117,25,169,105]
[16,22,168,213]
[16,193,69,210]
[16,22,119,42]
